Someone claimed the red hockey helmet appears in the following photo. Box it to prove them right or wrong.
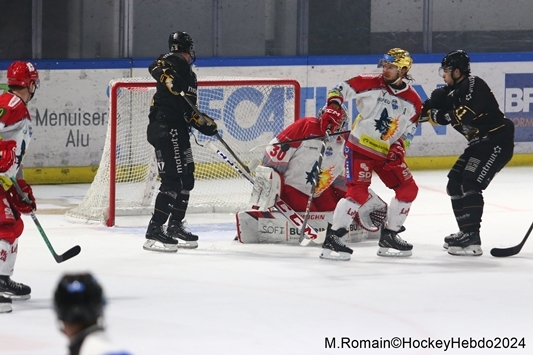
[7,61,40,89]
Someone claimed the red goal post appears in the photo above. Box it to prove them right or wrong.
[66,77,300,226]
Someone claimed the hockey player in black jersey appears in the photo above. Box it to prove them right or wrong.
[144,31,218,253]
[421,50,514,256]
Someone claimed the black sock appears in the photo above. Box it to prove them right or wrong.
[150,191,176,225]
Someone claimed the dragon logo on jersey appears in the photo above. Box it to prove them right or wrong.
[305,162,319,186]
[374,108,399,140]
[15,140,26,169]
[314,166,335,195]
[305,163,334,196]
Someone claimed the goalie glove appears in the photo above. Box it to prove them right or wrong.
[319,104,343,134]
[189,111,218,136]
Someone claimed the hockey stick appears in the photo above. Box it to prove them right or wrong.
[249,130,350,152]
[179,91,251,173]
[10,177,81,263]
[299,130,330,244]
[490,221,533,257]
[205,141,320,245]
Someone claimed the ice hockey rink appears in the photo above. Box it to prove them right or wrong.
[2,166,533,355]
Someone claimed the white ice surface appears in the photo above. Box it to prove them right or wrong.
[2,167,533,355]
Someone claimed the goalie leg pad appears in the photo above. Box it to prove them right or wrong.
[236,210,331,245]
[249,166,282,210]
[355,189,387,232]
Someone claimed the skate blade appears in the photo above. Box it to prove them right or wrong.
[447,245,483,256]
[143,239,178,253]
[176,240,198,249]
[377,247,412,257]
[319,248,351,261]
[0,304,13,313]
[2,294,31,301]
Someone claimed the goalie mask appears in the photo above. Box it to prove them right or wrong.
[54,273,105,325]
[168,31,196,63]
[378,48,413,73]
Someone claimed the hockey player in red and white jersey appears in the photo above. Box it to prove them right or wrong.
[236,107,367,244]
[263,106,348,212]
[320,48,422,261]
[0,61,39,313]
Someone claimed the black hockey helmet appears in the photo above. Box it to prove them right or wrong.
[440,50,471,75]
[168,31,196,63]
[54,273,105,325]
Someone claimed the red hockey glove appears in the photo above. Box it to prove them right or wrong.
[383,142,406,171]
[0,140,17,173]
[7,179,36,214]
[320,104,343,133]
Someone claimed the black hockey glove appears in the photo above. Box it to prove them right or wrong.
[429,109,453,125]
[189,111,218,136]
[419,99,432,123]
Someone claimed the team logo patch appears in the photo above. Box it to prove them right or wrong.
[325,146,333,157]
[374,108,399,140]
[0,107,5,119]
[465,157,481,173]
[391,99,399,110]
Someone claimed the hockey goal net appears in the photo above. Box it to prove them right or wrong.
[66,77,300,226]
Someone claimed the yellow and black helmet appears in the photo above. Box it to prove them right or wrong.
[378,48,413,72]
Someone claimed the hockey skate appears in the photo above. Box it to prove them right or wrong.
[447,231,483,256]
[143,222,178,253]
[0,295,12,313]
[167,220,199,249]
[377,226,412,257]
[443,231,464,249]
[0,276,31,300]
[319,224,353,261]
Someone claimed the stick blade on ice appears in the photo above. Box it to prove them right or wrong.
[55,245,82,263]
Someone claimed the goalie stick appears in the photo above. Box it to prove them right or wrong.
[10,177,81,263]
[205,141,320,245]
[300,129,330,244]
[249,130,350,152]
[490,221,533,257]
[179,91,252,173]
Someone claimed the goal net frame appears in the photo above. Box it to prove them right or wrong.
[66,77,301,227]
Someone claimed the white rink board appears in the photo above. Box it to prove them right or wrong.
[0,59,531,170]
